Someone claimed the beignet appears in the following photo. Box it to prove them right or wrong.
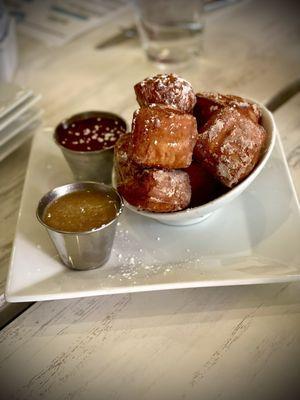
[194,107,267,188]
[114,133,133,184]
[131,105,197,169]
[184,161,227,207]
[134,73,196,113]
[194,92,261,127]
[115,134,191,212]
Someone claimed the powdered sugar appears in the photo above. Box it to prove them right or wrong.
[135,73,196,113]
[195,105,266,187]
[207,119,225,141]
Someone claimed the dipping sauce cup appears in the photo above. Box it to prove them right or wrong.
[36,182,123,271]
[54,111,127,184]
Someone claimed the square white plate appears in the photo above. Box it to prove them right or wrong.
[5,128,300,302]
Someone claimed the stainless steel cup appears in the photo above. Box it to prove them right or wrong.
[54,111,127,184]
[57,144,114,184]
[36,181,123,271]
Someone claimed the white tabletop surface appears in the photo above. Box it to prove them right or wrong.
[0,0,300,398]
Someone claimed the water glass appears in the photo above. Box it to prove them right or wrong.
[134,0,204,67]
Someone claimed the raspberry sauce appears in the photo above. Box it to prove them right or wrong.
[55,111,127,152]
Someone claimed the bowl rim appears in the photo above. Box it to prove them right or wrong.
[119,99,276,220]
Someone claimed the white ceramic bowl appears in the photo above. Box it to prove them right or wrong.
[116,101,276,226]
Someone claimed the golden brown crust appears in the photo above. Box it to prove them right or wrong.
[194,92,261,128]
[194,107,267,188]
[114,133,133,184]
[118,169,191,213]
[134,73,196,113]
[114,134,191,212]
[131,105,197,169]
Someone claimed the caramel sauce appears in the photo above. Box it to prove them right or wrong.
[43,190,117,232]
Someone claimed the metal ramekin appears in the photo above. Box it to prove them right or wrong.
[36,181,123,270]
[54,111,127,184]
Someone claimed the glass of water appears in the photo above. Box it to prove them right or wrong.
[134,0,204,67]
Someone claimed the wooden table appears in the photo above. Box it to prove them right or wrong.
[0,0,300,398]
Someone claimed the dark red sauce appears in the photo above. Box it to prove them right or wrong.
[55,112,127,152]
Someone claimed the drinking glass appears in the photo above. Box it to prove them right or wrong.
[134,0,204,67]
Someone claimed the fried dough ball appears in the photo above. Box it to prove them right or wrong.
[114,133,133,184]
[194,107,267,188]
[134,73,196,113]
[194,92,261,128]
[131,105,197,169]
[115,134,191,212]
